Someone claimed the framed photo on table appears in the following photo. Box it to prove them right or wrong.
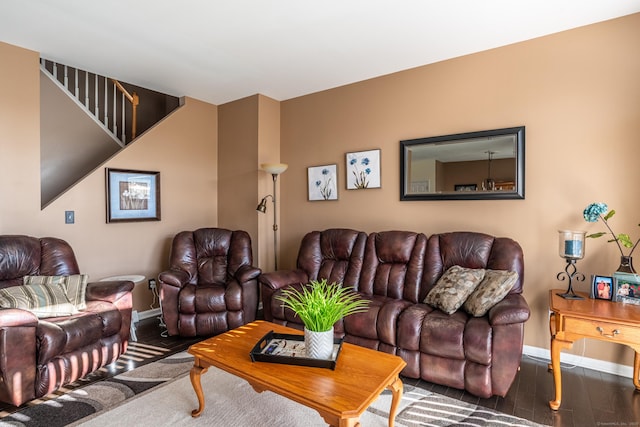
[613,272,640,305]
[590,275,613,300]
[106,168,161,223]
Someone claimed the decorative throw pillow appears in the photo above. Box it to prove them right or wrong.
[424,265,486,314]
[24,274,89,310]
[0,283,78,318]
[463,269,519,317]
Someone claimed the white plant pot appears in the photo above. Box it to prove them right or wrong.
[304,327,334,359]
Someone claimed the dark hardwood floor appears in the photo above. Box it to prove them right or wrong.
[134,317,640,427]
[2,316,638,426]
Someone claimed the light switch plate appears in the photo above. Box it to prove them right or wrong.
[65,211,75,224]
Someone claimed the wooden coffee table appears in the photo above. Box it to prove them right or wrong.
[188,320,406,427]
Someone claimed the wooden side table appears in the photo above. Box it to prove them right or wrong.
[548,289,640,410]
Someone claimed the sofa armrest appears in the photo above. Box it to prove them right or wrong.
[235,265,261,284]
[158,268,190,289]
[488,293,531,326]
[85,280,135,303]
[259,269,310,291]
[0,308,39,328]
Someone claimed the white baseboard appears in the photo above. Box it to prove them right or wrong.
[522,344,633,378]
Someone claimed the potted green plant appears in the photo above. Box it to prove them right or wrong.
[276,278,369,359]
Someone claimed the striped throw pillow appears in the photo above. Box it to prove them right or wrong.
[24,274,88,310]
[0,283,78,318]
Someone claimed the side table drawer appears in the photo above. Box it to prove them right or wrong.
[565,317,640,344]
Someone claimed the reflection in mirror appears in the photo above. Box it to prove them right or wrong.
[400,127,525,200]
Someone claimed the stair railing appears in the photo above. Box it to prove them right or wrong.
[40,58,139,144]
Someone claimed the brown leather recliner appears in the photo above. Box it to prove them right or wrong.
[0,235,133,407]
[259,229,530,398]
[158,227,261,337]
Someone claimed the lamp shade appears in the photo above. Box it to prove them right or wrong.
[261,163,288,175]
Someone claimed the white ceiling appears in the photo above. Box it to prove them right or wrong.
[2,1,640,105]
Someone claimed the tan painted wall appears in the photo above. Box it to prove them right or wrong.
[0,41,219,313]
[279,14,640,366]
[218,94,282,272]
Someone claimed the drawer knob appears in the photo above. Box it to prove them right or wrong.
[596,326,620,338]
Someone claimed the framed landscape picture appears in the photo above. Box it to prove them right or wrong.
[106,168,161,223]
[307,164,338,201]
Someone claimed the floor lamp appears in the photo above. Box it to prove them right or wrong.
[257,163,288,270]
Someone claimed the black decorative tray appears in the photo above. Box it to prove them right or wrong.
[249,330,343,370]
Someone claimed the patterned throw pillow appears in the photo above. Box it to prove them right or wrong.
[24,275,88,310]
[424,265,486,314]
[0,283,78,318]
[463,270,518,317]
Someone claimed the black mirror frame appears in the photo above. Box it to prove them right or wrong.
[400,126,525,201]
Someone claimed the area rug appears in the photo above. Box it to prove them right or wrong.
[1,351,546,427]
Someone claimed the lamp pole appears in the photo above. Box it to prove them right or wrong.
[259,163,288,270]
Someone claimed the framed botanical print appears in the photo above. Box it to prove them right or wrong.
[308,164,338,201]
[345,149,381,190]
[106,168,161,223]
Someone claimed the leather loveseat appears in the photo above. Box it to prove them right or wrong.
[0,235,133,406]
[259,229,530,398]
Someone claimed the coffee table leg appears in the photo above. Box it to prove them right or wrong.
[387,376,403,427]
[190,358,209,417]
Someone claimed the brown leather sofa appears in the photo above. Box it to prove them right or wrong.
[259,229,530,398]
[0,235,133,406]
[158,227,261,337]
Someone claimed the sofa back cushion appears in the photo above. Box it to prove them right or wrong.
[169,228,254,286]
[421,232,524,301]
[0,235,80,289]
[358,231,427,303]
[296,229,367,287]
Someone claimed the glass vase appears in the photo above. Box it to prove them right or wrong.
[616,256,636,274]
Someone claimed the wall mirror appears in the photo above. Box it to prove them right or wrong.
[400,126,525,201]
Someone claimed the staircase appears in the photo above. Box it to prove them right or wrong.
[40,58,138,145]
[38,58,180,208]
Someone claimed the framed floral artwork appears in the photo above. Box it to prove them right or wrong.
[307,164,338,201]
[106,168,161,223]
[346,149,381,190]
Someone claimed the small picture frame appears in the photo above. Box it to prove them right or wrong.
[590,275,614,300]
[613,272,640,305]
[346,149,381,190]
[454,184,477,192]
[106,168,161,223]
[307,164,338,201]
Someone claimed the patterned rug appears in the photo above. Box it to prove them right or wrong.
[0,349,547,427]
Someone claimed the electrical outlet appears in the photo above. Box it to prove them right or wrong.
[148,279,156,290]
[65,211,75,224]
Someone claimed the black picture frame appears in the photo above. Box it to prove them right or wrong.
[400,126,525,201]
[106,168,161,223]
[590,275,614,300]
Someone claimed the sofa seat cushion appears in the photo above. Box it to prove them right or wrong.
[178,284,228,313]
[0,283,78,318]
[423,265,485,314]
[419,309,469,359]
[344,294,412,346]
[36,313,104,365]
